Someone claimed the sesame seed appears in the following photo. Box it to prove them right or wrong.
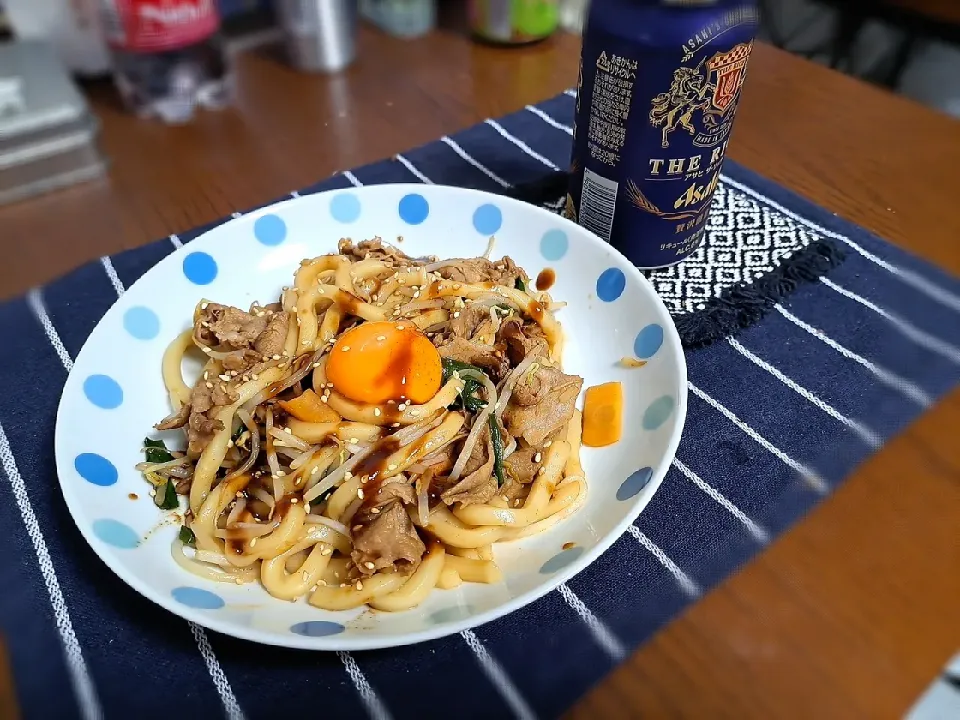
[295,476,303,486]
[396,325,405,331]
[514,499,522,506]
[401,378,406,386]
[501,495,509,502]
[203,371,209,380]
[311,465,319,474]
[374,408,381,417]
[201,302,209,310]
[276,470,286,477]
[376,335,386,341]
[284,427,292,434]
[301,571,309,582]
[371,507,381,514]
[202,347,212,354]
[236,491,243,498]
[355,581,364,591]
[349,437,358,444]
[322,546,333,555]
[149,489,156,498]
[357,489,364,499]
[453,311,460,318]
[342,346,350,352]
[364,562,376,570]
[272,354,281,361]
[410,409,420,417]
[544,440,552,447]
[302,340,310,346]
[313,362,322,368]
[321,395,328,403]
[387,464,398,471]
[345,471,353,479]
[352,525,362,532]
[227,440,234,448]
[291,497,298,504]
[413,291,421,299]
[205,382,213,389]
[392,422,401,428]
[235,578,243,585]
[250,537,258,547]
[251,374,259,380]
[534,452,542,462]
[398,403,407,411]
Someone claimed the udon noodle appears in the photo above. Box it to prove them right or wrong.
[140,238,587,612]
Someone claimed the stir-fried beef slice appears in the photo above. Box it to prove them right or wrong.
[504,369,583,446]
[437,336,510,381]
[351,484,425,575]
[440,427,497,507]
[338,238,420,267]
[450,303,491,340]
[436,256,524,287]
[498,318,549,367]
[155,403,190,431]
[253,311,289,357]
[183,378,237,456]
[194,303,268,350]
[503,447,541,485]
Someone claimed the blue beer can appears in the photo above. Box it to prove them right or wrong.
[567,0,759,268]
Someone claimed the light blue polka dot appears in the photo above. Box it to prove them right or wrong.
[473,204,502,235]
[539,546,585,574]
[617,467,653,501]
[92,519,139,549]
[75,453,118,486]
[398,193,429,225]
[429,606,475,624]
[290,620,346,637]
[253,214,287,245]
[540,229,569,261]
[183,252,218,285]
[83,375,123,409]
[642,395,675,430]
[172,587,225,610]
[123,306,160,340]
[596,267,626,302]
[634,324,664,359]
[330,193,361,223]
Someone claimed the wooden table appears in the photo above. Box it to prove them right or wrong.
[2,25,959,720]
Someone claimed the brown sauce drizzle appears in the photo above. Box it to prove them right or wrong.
[527,299,545,325]
[353,437,402,508]
[562,542,576,551]
[128,493,139,501]
[535,268,556,291]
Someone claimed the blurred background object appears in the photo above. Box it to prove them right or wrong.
[98,0,231,124]
[276,0,358,72]
[469,0,559,45]
[360,0,436,38]
[758,0,960,118]
[3,0,111,75]
[0,39,105,206]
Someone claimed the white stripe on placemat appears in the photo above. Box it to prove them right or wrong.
[169,234,183,249]
[775,304,932,407]
[626,525,701,597]
[483,120,560,171]
[822,277,960,365]
[728,337,883,449]
[461,630,536,720]
[688,380,829,495]
[27,288,73,371]
[563,88,577,97]
[525,105,573,135]
[721,174,960,315]
[337,651,392,720]
[98,269,246,720]
[440,137,511,188]
[557,584,625,660]
[395,154,433,184]
[343,171,363,188]
[99,257,124,297]
[188,623,245,720]
[0,422,103,720]
[672,458,769,542]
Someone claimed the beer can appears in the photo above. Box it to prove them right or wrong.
[567,0,759,268]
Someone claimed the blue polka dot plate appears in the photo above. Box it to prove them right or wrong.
[54,184,687,650]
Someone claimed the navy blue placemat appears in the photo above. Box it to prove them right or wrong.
[2,91,959,720]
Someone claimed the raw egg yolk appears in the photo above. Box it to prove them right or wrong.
[326,321,442,405]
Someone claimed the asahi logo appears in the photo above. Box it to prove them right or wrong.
[138,0,215,27]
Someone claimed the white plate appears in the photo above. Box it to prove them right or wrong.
[55,184,687,650]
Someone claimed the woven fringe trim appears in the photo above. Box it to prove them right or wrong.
[505,171,848,351]
[670,238,846,349]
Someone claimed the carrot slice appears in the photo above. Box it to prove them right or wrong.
[278,389,340,424]
[581,382,623,448]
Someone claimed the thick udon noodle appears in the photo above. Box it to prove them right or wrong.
[154,247,587,612]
